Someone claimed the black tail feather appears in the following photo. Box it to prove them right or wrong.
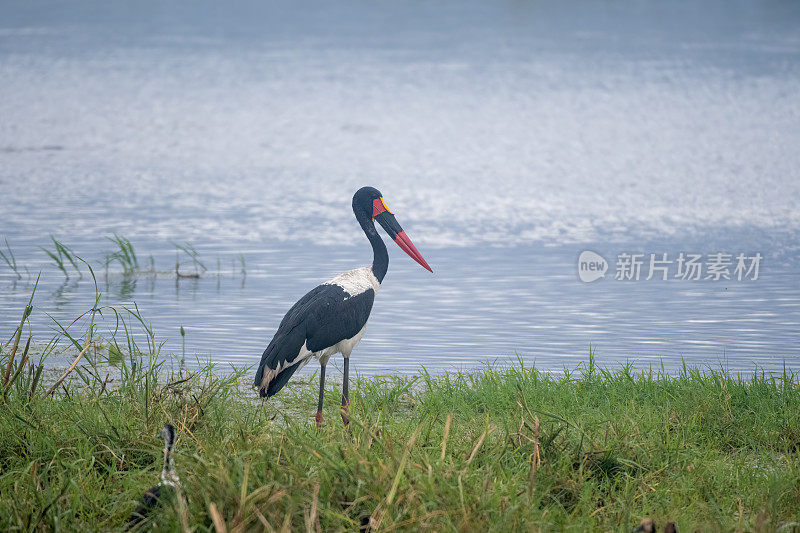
[266,363,301,397]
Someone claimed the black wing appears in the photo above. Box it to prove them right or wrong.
[126,485,186,530]
[254,283,375,397]
[126,485,163,530]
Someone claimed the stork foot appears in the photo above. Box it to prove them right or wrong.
[315,411,325,426]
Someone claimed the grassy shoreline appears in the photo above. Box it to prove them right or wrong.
[2,353,799,532]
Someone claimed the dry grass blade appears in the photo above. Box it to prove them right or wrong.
[305,482,321,533]
[209,502,227,533]
[456,420,496,515]
[44,340,93,397]
[279,511,292,533]
[465,424,495,466]
[254,507,275,533]
[528,415,541,498]
[178,492,191,533]
[387,423,424,506]
[239,461,250,521]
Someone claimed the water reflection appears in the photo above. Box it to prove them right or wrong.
[1,243,798,375]
[52,279,81,310]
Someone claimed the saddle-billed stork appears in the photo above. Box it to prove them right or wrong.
[254,186,432,424]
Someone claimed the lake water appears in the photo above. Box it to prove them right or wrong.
[1,0,799,376]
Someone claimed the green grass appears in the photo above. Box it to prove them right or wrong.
[40,236,81,280]
[105,234,140,277]
[1,234,248,283]
[1,292,799,531]
[0,237,22,279]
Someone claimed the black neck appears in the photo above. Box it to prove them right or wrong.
[355,206,388,283]
[161,442,175,478]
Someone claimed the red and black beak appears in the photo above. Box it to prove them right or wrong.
[373,197,433,272]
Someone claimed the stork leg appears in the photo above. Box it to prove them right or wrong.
[341,357,350,425]
[315,363,326,426]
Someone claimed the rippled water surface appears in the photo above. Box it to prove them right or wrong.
[1,0,799,375]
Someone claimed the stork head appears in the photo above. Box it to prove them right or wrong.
[353,186,432,272]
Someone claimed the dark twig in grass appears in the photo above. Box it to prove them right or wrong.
[99,373,110,395]
[173,242,207,278]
